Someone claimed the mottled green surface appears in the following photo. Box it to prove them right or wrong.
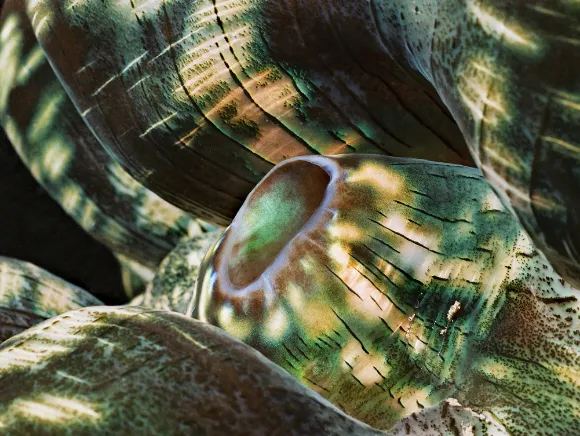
[0,306,383,435]
[0,0,578,434]
[227,161,330,286]
[0,257,102,342]
[22,0,580,287]
[232,180,308,267]
[0,2,204,273]
[130,231,222,313]
[197,155,580,433]
[22,0,471,224]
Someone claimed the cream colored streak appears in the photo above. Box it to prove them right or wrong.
[92,51,149,96]
[468,1,539,51]
[139,112,179,138]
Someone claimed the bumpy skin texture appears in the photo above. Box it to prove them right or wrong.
[0,257,102,342]
[0,306,383,436]
[0,1,577,434]
[418,0,580,289]
[130,231,222,312]
[132,227,510,435]
[385,399,508,435]
[0,1,205,272]
[197,155,580,433]
[23,0,580,288]
[23,0,472,225]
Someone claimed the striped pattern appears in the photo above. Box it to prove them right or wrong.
[197,155,580,433]
[0,257,102,342]
[22,0,472,224]
[0,306,382,435]
[0,2,208,279]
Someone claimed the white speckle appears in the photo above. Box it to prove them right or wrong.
[447,301,461,321]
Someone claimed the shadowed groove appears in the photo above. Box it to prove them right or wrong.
[322,0,466,159]
[161,3,275,170]
[211,0,322,155]
[4,2,580,433]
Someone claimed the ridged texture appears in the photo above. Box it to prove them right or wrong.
[0,1,206,274]
[197,155,580,433]
[21,0,580,287]
[130,231,222,312]
[0,306,383,435]
[0,257,102,343]
[22,0,472,225]
[406,0,580,288]
[0,0,578,433]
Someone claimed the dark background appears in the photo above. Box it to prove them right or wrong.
[0,128,124,304]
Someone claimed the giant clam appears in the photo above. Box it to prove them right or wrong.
[0,0,216,298]
[22,0,473,224]
[0,306,383,435]
[197,155,580,432]
[22,0,580,287]
[0,0,579,434]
